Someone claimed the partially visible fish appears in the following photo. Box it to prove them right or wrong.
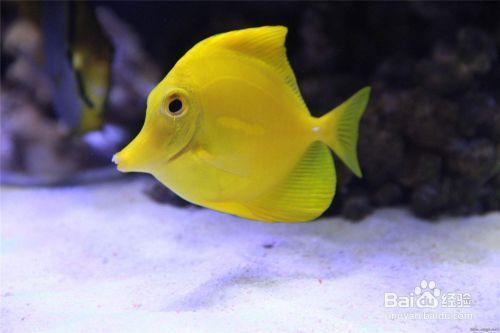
[40,1,113,132]
[113,26,370,222]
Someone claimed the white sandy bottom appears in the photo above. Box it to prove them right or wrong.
[1,178,499,333]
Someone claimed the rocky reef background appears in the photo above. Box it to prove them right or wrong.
[1,1,499,220]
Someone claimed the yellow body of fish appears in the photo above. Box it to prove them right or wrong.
[113,26,370,222]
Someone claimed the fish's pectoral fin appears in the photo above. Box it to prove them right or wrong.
[244,141,335,222]
[202,26,308,111]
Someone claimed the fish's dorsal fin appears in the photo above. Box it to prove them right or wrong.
[244,141,335,222]
[203,26,306,108]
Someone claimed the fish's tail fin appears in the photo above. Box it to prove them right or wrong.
[318,87,371,177]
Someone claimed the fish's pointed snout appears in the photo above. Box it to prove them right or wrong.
[111,153,127,172]
[111,153,119,165]
[112,148,147,173]
[112,150,134,173]
[112,132,157,173]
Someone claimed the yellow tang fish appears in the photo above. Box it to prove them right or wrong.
[113,26,370,222]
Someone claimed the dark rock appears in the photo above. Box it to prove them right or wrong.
[411,183,443,218]
[403,90,457,150]
[398,152,443,187]
[443,177,484,216]
[483,185,500,211]
[340,195,373,221]
[373,55,417,90]
[415,28,497,95]
[372,182,403,206]
[358,128,405,187]
[415,57,473,95]
[457,93,499,139]
[446,138,496,181]
[456,27,497,76]
[484,111,500,143]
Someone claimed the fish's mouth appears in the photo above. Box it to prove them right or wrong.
[111,153,124,171]
[111,152,135,172]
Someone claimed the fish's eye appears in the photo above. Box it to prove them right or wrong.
[163,93,187,116]
[169,99,183,114]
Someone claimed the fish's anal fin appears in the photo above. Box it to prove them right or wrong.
[244,141,335,222]
[203,26,307,109]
